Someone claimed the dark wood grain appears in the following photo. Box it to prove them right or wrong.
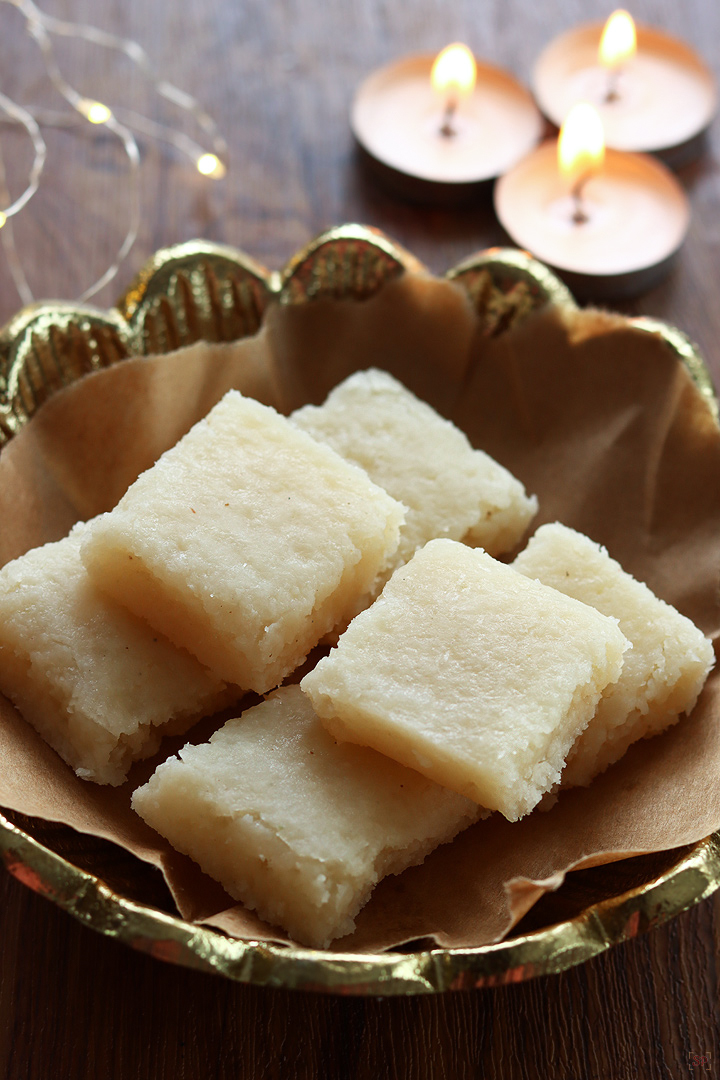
[0,867,718,1079]
[1,0,720,1077]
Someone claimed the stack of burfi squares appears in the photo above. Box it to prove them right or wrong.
[0,368,712,949]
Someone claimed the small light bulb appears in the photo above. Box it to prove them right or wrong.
[80,99,112,124]
[0,211,6,229]
[196,152,226,179]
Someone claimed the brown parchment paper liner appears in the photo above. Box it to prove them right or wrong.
[1,274,719,956]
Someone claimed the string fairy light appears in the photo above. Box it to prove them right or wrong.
[0,117,38,305]
[0,0,228,305]
[0,88,46,305]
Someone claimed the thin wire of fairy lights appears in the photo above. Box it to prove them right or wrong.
[0,0,228,306]
[0,89,46,305]
[0,126,36,305]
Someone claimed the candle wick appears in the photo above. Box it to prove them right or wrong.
[440,95,458,138]
[604,66,622,104]
[571,175,591,225]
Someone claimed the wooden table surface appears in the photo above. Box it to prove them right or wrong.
[1,0,719,1076]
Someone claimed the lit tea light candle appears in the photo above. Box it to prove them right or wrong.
[351,46,543,203]
[494,103,690,299]
[532,12,716,166]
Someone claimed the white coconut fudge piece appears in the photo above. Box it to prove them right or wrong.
[81,389,405,693]
[132,685,479,949]
[302,539,630,821]
[0,521,233,785]
[291,368,537,570]
[513,522,715,787]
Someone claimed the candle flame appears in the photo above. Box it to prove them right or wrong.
[431,44,477,98]
[558,103,605,188]
[598,10,637,68]
[0,211,6,229]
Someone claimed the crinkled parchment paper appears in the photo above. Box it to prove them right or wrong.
[1,274,719,952]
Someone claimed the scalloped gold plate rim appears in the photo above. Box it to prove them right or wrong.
[1,808,719,994]
[0,225,719,994]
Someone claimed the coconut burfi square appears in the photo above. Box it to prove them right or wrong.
[0,521,232,785]
[291,369,537,572]
[513,522,715,787]
[131,685,479,949]
[301,539,629,821]
[81,390,405,693]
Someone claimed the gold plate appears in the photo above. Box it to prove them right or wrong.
[1,225,719,994]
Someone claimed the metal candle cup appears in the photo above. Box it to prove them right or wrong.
[532,16,716,168]
[494,105,690,300]
[351,50,543,204]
